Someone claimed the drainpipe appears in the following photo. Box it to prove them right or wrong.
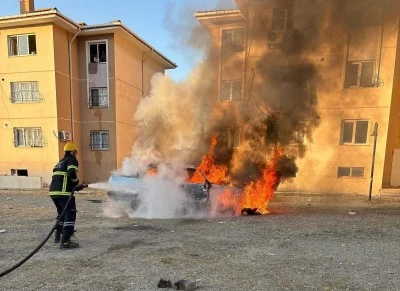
[369,122,378,201]
[141,49,153,98]
[68,27,81,141]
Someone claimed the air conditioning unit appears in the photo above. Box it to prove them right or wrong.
[59,131,72,141]
[267,30,285,49]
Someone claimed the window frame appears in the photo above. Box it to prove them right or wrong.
[219,79,243,102]
[13,127,44,148]
[337,166,365,178]
[340,119,369,145]
[8,34,37,56]
[227,128,241,148]
[344,60,375,88]
[90,130,109,151]
[271,7,293,31]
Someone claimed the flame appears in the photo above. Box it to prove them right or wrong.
[236,147,282,214]
[145,167,158,176]
[191,135,282,215]
[189,134,230,185]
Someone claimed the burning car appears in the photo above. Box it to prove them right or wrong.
[107,164,241,215]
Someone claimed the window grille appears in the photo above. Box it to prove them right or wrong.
[221,29,245,51]
[13,127,44,147]
[90,130,109,150]
[89,88,108,107]
[10,82,42,103]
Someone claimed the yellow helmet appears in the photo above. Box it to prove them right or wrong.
[63,143,77,152]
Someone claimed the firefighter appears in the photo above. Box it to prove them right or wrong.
[49,142,80,249]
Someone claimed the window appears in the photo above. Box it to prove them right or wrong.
[89,87,108,107]
[344,61,375,88]
[220,80,242,101]
[227,128,241,148]
[348,0,381,28]
[10,81,41,103]
[8,34,36,56]
[291,127,305,144]
[89,42,107,63]
[271,7,293,31]
[340,120,369,144]
[11,169,28,176]
[90,130,109,150]
[221,29,245,51]
[337,167,365,178]
[13,127,43,147]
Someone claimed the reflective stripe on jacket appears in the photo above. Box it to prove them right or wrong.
[49,156,79,196]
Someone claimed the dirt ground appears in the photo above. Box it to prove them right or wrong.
[1,188,400,290]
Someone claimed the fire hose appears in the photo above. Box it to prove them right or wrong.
[0,183,88,278]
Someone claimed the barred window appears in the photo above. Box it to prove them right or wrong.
[89,87,108,107]
[10,82,41,103]
[222,29,245,51]
[13,127,43,147]
[90,130,109,150]
[8,34,37,56]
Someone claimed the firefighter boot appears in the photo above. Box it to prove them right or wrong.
[54,230,61,243]
[59,234,80,249]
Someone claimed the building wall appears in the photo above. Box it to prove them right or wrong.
[278,6,399,195]
[0,24,59,183]
[77,34,117,183]
[114,33,167,171]
[53,24,84,180]
[204,1,399,195]
[383,20,400,187]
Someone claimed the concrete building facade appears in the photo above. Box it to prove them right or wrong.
[196,0,400,195]
[0,1,176,185]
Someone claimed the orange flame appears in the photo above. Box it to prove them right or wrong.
[192,135,282,215]
[236,148,282,214]
[189,134,230,185]
[145,167,158,176]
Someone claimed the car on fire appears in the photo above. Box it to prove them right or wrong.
[107,164,243,215]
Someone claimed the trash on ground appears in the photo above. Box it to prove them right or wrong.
[157,279,173,288]
[348,212,356,215]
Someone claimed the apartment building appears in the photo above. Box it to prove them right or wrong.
[195,0,400,195]
[0,0,176,184]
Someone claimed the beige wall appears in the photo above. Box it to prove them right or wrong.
[0,24,60,183]
[77,34,116,182]
[114,33,166,171]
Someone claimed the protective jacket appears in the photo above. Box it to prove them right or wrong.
[49,155,79,196]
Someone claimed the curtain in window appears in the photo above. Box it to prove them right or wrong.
[18,35,28,55]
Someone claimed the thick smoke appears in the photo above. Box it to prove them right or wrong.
[108,0,398,217]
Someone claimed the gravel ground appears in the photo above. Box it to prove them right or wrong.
[0,189,400,290]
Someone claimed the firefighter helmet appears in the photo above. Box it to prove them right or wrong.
[63,143,77,153]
